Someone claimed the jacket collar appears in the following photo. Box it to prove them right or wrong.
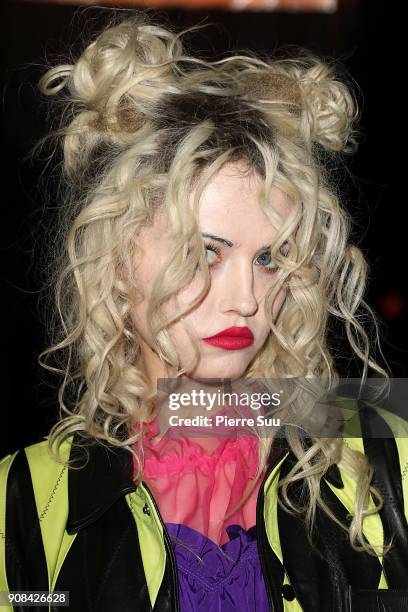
[66,431,137,534]
[65,429,343,534]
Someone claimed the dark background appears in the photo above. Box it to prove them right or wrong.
[1,0,406,455]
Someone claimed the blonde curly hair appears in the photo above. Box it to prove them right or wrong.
[33,9,390,556]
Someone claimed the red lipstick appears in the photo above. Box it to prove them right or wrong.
[202,326,254,350]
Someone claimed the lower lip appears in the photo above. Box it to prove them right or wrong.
[202,336,254,350]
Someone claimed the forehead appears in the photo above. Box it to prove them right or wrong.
[195,161,293,240]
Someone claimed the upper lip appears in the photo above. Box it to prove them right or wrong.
[203,326,254,340]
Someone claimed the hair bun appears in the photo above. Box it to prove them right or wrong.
[298,61,359,153]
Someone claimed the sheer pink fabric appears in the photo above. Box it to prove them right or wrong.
[132,416,265,546]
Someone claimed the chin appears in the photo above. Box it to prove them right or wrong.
[186,358,250,382]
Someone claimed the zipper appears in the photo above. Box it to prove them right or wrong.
[140,480,180,612]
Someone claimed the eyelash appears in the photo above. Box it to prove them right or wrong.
[204,242,279,274]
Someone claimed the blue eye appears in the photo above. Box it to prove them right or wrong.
[255,249,278,272]
[257,250,272,265]
[202,240,288,273]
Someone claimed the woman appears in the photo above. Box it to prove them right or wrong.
[1,11,407,612]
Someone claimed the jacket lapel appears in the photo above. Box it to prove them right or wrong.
[66,432,137,534]
[277,451,382,612]
[55,432,170,611]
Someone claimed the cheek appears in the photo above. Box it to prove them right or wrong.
[130,250,171,341]
[171,274,212,325]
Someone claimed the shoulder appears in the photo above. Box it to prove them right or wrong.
[340,401,408,515]
[341,401,408,469]
[0,436,75,508]
[341,401,408,452]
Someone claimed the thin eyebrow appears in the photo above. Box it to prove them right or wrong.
[201,232,234,247]
[201,233,289,252]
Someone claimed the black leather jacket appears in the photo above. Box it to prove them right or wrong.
[2,405,408,611]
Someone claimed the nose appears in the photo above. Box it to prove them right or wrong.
[218,260,258,317]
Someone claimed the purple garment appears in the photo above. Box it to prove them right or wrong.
[165,522,270,611]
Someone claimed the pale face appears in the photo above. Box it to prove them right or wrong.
[130,160,294,384]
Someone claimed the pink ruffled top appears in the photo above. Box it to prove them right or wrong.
[132,415,266,546]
